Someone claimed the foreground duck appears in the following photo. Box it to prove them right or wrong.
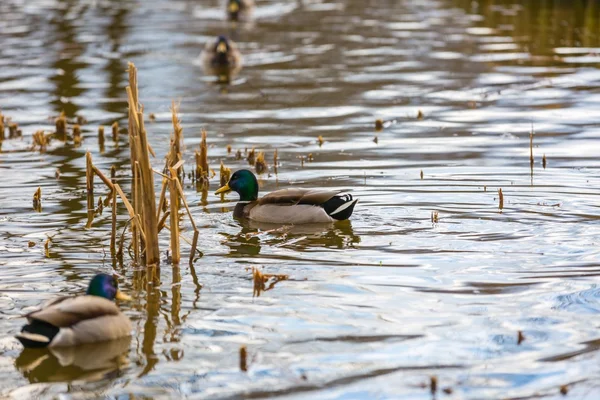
[227,0,254,21]
[16,274,132,348]
[215,169,358,224]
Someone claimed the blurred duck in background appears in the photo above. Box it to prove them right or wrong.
[201,35,242,83]
[227,0,254,21]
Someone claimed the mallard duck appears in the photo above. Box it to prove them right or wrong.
[201,35,242,71]
[215,169,359,224]
[226,0,254,21]
[15,274,132,348]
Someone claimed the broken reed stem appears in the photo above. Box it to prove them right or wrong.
[273,149,278,174]
[171,101,183,175]
[111,188,117,257]
[529,129,534,167]
[33,186,42,212]
[127,62,160,266]
[174,178,200,265]
[240,346,248,372]
[55,112,66,141]
[85,152,94,228]
[133,162,141,264]
[199,129,208,179]
[0,112,4,141]
[219,161,231,201]
[168,165,181,265]
[498,188,504,210]
[255,151,267,174]
[157,176,168,221]
[98,125,105,152]
[157,210,170,233]
[112,121,119,143]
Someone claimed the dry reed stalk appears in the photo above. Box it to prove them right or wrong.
[417,110,424,120]
[157,176,168,220]
[132,161,141,264]
[235,149,242,160]
[255,151,267,174]
[498,188,504,210]
[98,125,105,152]
[111,188,117,257]
[252,267,288,297]
[529,129,534,167]
[174,178,200,265]
[55,112,67,141]
[220,161,231,188]
[170,102,183,173]
[32,130,49,152]
[240,346,248,372]
[318,135,324,146]
[373,135,378,144]
[33,187,42,212]
[375,119,383,131]
[157,210,170,233]
[0,112,4,141]
[273,149,278,174]
[168,163,181,265]
[126,62,160,266]
[517,330,525,345]
[430,376,437,394]
[44,237,50,257]
[431,211,439,223]
[227,144,232,154]
[189,230,199,267]
[542,154,547,169]
[112,121,119,143]
[8,122,18,139]
[73,124,82,145]
[420,170,424,180]
[92,165,115,191]
[85,152,94,227]
[247,147,256,165]
[199,129,209,180]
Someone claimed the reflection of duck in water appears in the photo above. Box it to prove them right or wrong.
[215,169,359,224]
[222,219,360,255]
[16,337,130,383]
[226,0,254,21]
[201,35,242,83]
[15,274,132,348]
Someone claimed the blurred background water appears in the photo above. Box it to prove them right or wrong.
[1,0,600,398]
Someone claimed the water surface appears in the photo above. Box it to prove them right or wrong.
[1,0,600,398]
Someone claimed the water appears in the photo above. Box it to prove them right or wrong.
[1,0,600,398]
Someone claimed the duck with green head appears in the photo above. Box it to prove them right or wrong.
[215,169,359,224]
[200,35,242,80]
[16,274,132,348]
[227,0,254,21]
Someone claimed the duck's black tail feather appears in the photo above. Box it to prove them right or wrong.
[323,193,358,221]
[15,320,58,348]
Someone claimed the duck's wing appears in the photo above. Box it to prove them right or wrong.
[258,188,341,206]
[26,296,120,328]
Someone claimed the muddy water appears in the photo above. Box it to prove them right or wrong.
[1,0,600,398]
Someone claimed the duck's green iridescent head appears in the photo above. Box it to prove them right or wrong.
[87,273,131,301]
[215,169,259,201]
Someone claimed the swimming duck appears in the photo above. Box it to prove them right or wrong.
[227,0,254,21]
[201,35,242,71]
[16,274,132,348]
[215,169,358,224]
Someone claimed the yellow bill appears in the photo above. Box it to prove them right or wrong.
[215,183,231,195]
[217,42,227,54]
[115,290,132,301]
